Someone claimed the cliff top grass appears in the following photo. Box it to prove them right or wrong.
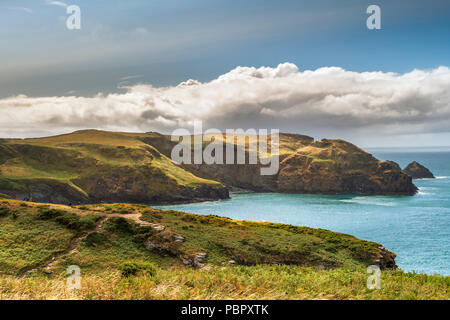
[0,199,448,300]
[1,199,389,276]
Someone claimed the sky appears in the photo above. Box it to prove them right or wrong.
[0,0,449,147]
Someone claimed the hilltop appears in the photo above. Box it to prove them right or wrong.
[0,130,417,205]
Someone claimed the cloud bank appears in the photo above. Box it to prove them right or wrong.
[1,63,449,145]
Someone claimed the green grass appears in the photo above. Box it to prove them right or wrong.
[0,202,76,275]
[136,208,385,268]
[55,216,180,274]
[0,200,447,300]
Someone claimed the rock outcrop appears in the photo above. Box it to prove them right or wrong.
[403,161,435,179]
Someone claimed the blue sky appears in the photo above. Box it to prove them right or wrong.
[0,0,449,147]
[1,0,449,97]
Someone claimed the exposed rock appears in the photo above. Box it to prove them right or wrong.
[173,234,185,243]
[148,223,165,231]
[193,252,208,268]
[374,246,397,270]
[403,161,435,179]
[143,239,173,257]
[180,252,208,269]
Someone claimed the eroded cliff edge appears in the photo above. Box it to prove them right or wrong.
[180,134,418,195]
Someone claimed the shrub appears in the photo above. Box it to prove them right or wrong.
[84,232,108,247]
[133,226,156,243]
[38,208,98,231]
[118,261,157,277]
[181,215,197,223]
[38,208,65,220]
[0,207,11,217]
[112,205,132,214]
[105,217,134,234]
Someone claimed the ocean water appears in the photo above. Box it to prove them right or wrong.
[154,148,450,276]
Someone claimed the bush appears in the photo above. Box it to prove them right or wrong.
[38,208,98,231]
[105,217,134,234]
[181,214,197,223]
[133,226,156,243]
[38,208,65,220]
[112,205,131,214]
[0,207,11,217]
[84,232,108,247]
[118,261,157,277]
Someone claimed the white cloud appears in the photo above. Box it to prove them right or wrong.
[45,1,68,8]
[1,63,449,146]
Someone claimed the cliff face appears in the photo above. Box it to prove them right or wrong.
[181,136,418,196]
[277,139,417,195]
[0,130,417,205]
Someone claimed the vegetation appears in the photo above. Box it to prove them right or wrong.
[118,261,157,277]
[0,266,447,300]
[0,199,447,300]
[0,201,76,275]
[37,207,101,232]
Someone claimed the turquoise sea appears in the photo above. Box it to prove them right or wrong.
[154,148,450,276]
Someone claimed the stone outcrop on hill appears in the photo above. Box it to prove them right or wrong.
[403,161,435,179]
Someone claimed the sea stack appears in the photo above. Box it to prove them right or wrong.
[403,161,435,179]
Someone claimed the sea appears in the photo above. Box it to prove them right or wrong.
[154,147,450,276]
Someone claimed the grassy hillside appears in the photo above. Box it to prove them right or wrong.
[0,130,227,204]
[0,199,447,300]
[0,199,395,275]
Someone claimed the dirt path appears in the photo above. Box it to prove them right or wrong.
[107,213,165,230]
[19,212,164,277]
[19,216,109,277]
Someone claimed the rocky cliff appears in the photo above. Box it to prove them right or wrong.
[177,135,418,195]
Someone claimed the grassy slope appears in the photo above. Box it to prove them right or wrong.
[1,130,221,185]
[0,130,334,193]
[0,130,222,196]
[0,199,448,300]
